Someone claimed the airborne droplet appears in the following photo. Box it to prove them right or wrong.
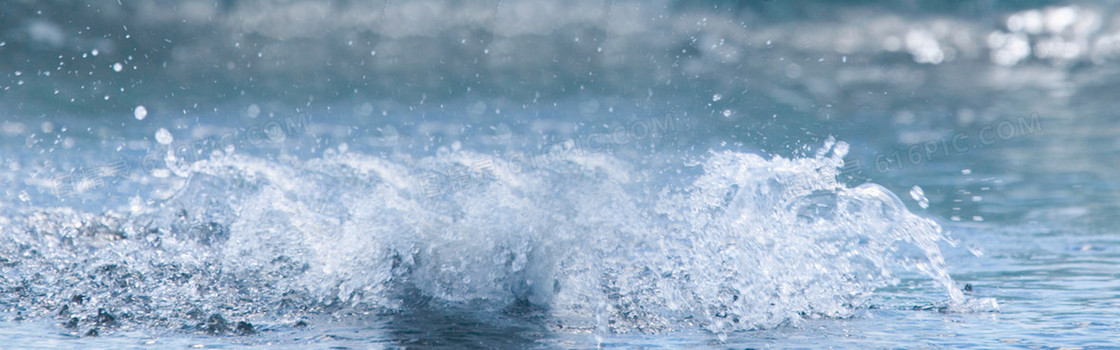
[155,128,173,145]
[909,185,930,209]
[134,105,148,120]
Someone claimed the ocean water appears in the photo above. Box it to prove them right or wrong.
[1,0,1118,348]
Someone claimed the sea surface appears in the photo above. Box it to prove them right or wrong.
[1,1,1119,348]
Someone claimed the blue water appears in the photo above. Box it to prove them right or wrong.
[2,0,1119,348]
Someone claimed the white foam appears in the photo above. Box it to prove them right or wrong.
[0,143,984,334]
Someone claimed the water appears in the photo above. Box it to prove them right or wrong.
[1,0,1118,348]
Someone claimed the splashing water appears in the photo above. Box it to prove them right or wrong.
[0,138,991,337]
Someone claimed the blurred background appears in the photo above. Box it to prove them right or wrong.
[3,0,1115,118]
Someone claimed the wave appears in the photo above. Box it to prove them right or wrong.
[0,138,993,336]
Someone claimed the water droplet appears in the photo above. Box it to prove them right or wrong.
[909,185,929,209]
[112,62,123,72]
[134,105,147,120]
[722,109,732,118]
[967,244,984,257]
[712,94,722,102]
[246,104,260,119]
[155,128,173,145]
[91,49,99,56]
[18,191,30,202]
[961,168,972,175]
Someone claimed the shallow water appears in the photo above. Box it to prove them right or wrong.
[2,0,1119,348]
